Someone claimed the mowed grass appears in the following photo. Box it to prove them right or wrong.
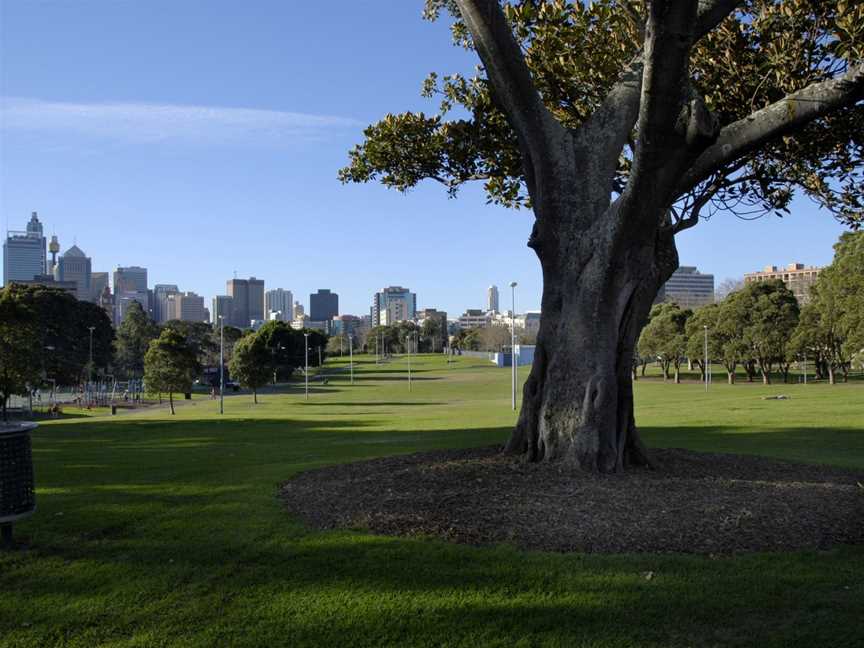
[2,354,863,648]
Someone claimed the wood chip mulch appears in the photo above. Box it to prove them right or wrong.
[279,446,864,554]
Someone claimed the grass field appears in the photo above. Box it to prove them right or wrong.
[2,354,863,647]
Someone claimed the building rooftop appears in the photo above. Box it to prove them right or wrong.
[63,244,87,258]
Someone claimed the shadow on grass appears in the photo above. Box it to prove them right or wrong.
[640,424,864,469]
[298,401,447,407]
[5,417,864,646]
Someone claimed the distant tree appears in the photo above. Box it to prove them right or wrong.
[451,328,481,352]
[229,334,271,404]
[638,303,692,382]
[162,321,214,371]
[0,286,41,420]
[715,278,744,301]
[367,325,402,356]
[325,335,349,357]
[115,302,158,380]
[478,326,511,352]
[420,317,445,351]
[740,280,800,383]
[144,329,198,415]
[793,231,864,382]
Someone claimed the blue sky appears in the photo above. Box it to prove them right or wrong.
[0,0,850,316]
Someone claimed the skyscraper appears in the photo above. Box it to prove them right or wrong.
[487,285,500,312]
[212,295,235,327]
[55,245,92,300]
[226,277,264,328]
[114,266,148,293]
[3,211,46,286]
[177,292,207,322]
[658,266,715,308]
[113,266,149,325]
[265,288,293,321]
[152,284,180,323]
[310,289,339,321]
[371,286,417,326]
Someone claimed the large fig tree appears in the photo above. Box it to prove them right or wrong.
[341,0,863,471]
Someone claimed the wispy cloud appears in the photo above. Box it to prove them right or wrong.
[0,97,362,146]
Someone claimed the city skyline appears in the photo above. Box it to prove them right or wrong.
[0,207,839,323]
[0,2,852,318]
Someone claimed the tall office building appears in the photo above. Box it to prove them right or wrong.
[212,295,235,327]
[265,288,293,321]
[486,285,500,312]
[657,266,715,308]
[55,245,92,300]
[114,266,148,295]
[114,266,149,325]
[177,292,207,322]
[226,277,264,328]
[292,301,304,319]
[371,286,417,326]
[152,284,180,323]
[3,211,46,286]
[310,289,339,321]
[744,263,821,305]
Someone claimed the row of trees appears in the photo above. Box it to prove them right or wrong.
[227,321,327,404]
[637,232,864,385]
[363,318,446,355]
[142,318,328,413]
[0,284,113,419]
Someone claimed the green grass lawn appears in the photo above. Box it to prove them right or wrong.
[2,354,863,647]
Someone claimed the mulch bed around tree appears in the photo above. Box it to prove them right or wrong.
[279,446,864,554]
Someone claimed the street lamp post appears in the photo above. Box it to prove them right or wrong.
[407,334,412,392]
[304,333,310,400]
[219,315,224,414]
[349,336,354,385]
[510,281,518,411]
[703,325,709,392]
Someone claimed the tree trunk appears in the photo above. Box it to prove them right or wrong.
[1,395,6,422]
[504,211,678,472]
[253,388,258,404]
[674,365,681,384]
[828,364,836,385]
[727,370,735,385]
[169,392,174,415]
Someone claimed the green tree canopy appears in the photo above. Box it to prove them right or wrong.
[793,231,864,381]
[740,280,800,383]
[228,334,272,404]
[143,328,198,415]
[115,301,158,380]
[0,285,41,420]
[638,303,692,382]
[342,0,863,226]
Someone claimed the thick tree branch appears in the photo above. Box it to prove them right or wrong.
[627,1,703,206]
[695,0,744,41]
[453,0,565,171]
[679,63,864,195]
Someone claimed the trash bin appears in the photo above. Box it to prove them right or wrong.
[0,423,37,547]
[111,405,117,415]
